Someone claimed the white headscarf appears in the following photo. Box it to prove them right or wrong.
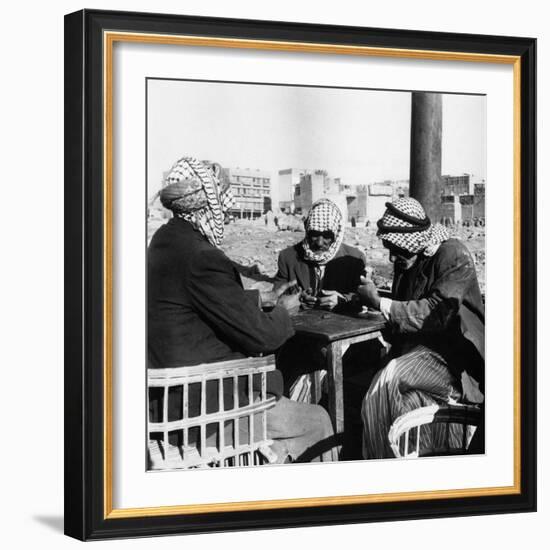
[377,197,449,257]
[302,198,345,265]
[159,157,235,247]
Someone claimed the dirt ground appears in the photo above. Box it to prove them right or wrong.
[218,219,486,294]
[148,215,486,294]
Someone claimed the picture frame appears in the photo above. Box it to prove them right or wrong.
[64,8,536,541]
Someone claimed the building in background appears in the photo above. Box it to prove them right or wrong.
[441,173,485,224]
[294,170,351,220]
[347,185,368,224]
[473,181,486,220]
[366,183,393,222]
[347,179,409,225]
[442,173,473,196]
[278,168,308,213]
[148,163,484,228]
[441,194,462,223]
[222,167,272,219]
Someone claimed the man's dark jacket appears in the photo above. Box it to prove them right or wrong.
[274,242,366,309]
[388,238,485,383]
[148,217,294,404]
[273,242,366,389]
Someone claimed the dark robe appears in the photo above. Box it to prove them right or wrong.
[388,238,485,387]
[148,217,294,418]
[274,242,366,311]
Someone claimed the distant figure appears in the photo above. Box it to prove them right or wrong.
[264,209,275,229]
[365,220,370,228]
[273,215,279,229]
[351,216,356,228]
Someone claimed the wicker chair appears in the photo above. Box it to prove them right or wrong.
[148,355,279,470]
[388,403,482,458]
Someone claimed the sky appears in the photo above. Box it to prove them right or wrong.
[147,79,486,203]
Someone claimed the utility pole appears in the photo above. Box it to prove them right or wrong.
[409,92,442,222]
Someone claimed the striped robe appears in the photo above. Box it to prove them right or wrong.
[361,345,463,458]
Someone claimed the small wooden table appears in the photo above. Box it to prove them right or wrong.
[292,308,386,436]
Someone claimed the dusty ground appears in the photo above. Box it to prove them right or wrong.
[225,223,485,294]
[149,215,486,294]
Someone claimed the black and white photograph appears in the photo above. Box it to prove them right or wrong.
[1,0,545,544]
[55,4,538,544]
[146,79,486,470]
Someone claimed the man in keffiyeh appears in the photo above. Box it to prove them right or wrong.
[148,157,338,466]
[357,197,485,458]
[158,156,235,248]
[274,198,367,403]
[275,198,366,311]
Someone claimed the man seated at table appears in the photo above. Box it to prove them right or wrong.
[357,197,485,458]
[148,156,338,465]
[274,198,366,312]
[274,198,368,402]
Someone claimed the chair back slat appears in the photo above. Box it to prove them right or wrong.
[389,404,482,458]
[148,355,277,470]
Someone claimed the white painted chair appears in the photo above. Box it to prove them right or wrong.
[148,355,279,470]
[388,403,482,458]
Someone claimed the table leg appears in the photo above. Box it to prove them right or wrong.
[326,341,344,437]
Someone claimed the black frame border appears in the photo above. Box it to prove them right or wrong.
[64,9,536,541]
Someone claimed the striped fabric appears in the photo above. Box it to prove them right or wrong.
[289,370,327,403]
[361,345,464,459]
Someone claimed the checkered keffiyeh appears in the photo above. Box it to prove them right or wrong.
[159,157,235,247]
[302,198,344,265]
[377,197,449,256]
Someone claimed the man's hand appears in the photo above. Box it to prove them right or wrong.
[261,280,298,308]
[357,276,381,310]
[316,289,344,310]
[276,291,301,316]
[300,288,318,309]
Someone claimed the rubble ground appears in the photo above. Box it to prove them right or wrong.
[217,218,486,294]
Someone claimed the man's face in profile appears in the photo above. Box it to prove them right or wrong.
[383,240,418,271]
[307,230,335,253]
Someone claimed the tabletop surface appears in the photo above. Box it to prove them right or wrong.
[291,308,386,342]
